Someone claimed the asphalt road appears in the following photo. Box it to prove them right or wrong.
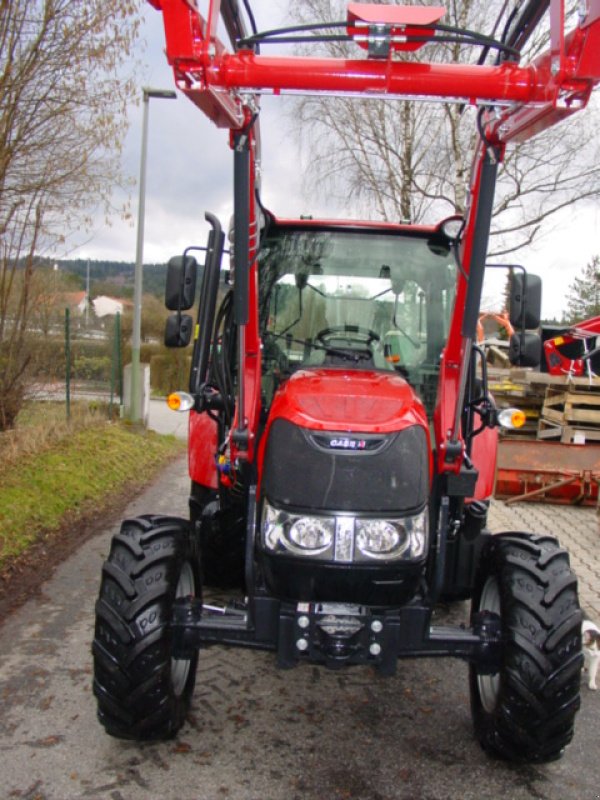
[147,398,189,440]
[0,458,598,800]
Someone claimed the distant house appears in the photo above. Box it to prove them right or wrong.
[62,291,88,314]
[92,296,133,318]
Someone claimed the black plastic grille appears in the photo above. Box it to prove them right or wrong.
[262,418,429,513]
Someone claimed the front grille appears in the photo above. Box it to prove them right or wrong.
[262,418,429,514]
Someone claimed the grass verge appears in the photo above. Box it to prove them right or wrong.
[0,400,114,467]
[0,421,185,571]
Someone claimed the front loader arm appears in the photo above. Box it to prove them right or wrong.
[148,0,600,130]
[487,1,600,144]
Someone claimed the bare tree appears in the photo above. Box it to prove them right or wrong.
[0,0,141,430]
[30,267,81,337]
[286,0,600,254]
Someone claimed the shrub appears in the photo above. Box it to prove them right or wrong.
[150,352,191,395]
[73,355,112,382]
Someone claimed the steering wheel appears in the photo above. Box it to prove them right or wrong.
[315,325,381,348]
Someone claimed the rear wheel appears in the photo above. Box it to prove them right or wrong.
[93,515,199,740]
[469,533,583,763]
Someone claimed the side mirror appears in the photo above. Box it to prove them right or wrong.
[164,313,193,348]
[509,273,542,330]
[509,332,541,367]
[165,255,199,311]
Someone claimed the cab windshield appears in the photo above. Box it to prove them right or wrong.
[258,226,457,414]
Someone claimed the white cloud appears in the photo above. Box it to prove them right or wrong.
[527,204,599,319]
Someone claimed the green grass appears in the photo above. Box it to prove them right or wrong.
[1,400,115,468]
[0,422,185,570]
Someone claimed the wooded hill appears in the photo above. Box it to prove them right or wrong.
[37,258,169,299]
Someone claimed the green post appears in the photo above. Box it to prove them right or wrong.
[109,312,122,419]
[109,319,116,420]
[65,307,71,421]
[116,312,123,406]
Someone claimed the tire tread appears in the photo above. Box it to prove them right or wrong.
[92,515,198,741]
[470,531,583,763]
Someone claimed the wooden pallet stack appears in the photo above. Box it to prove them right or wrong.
[538,379,600,443]
[488,368,600,442]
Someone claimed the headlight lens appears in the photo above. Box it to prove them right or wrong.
[355,520,405,559]
[262,500,428,562]
[288,517,335,552]
[263,503,335,556]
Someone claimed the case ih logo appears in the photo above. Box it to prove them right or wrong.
[328,437,367,450]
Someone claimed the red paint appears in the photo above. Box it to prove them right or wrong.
[268,368,429,433]
[211,54,539,104]
[273,217,435,234]
[347,4,446,53]
[347,3,445,27]
[256,368,433,486]
[148,0,600,136]
[189,411,218,489]
[468,425,498,501]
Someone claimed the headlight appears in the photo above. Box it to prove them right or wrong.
[355,511,427,561]
[355,520,405,559]
[263,503,335,557]
[261,500,428,562]
[288,517,335,552]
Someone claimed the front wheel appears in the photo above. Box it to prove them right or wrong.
[469,533,583,763]
[92,515,200,740]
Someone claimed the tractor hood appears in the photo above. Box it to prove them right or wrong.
[265,367,428,434]
[258,368,431,515]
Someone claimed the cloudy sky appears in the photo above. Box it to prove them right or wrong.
[70,2,599,321]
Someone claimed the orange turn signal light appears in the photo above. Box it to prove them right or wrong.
[498,407,526,430]
[511,410,526,428]
[166,391,194,412]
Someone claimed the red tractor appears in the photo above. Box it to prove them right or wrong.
[92,1,600,762]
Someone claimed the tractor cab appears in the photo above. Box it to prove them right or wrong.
[258,219,457,417]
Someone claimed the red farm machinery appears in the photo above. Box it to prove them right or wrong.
[92,1,600,762]
[544,314,600,378]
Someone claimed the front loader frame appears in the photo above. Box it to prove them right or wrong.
[149,0,600,481]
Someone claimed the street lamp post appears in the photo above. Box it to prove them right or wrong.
[130,87,177,423]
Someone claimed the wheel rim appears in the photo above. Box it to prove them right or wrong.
[477,576,501,713]
[170,560,195,697]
